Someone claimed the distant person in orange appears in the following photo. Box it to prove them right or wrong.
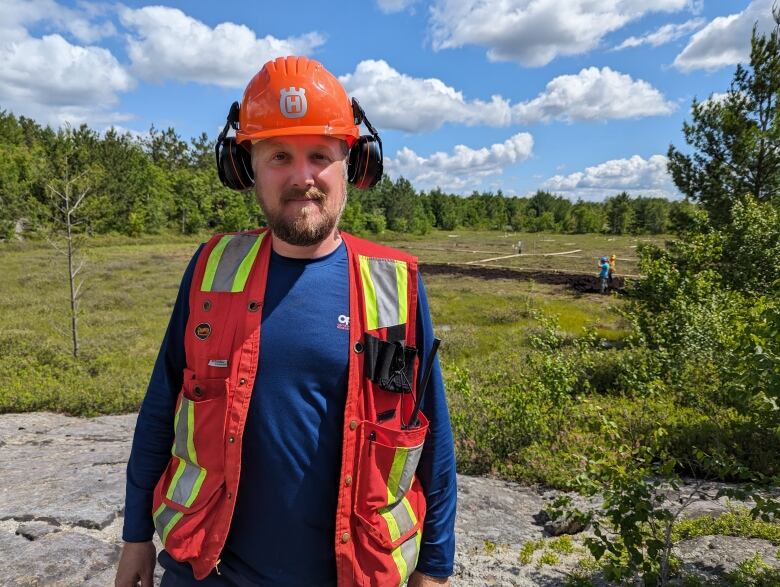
[608,254,616,288]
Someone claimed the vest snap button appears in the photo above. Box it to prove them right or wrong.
[345,475,352,486]
[353,341,364,353]
[349,420,357,431]
[341,532,350,543]
[228,492,233,500]
[228,436,235,443]
[248,300,260,312]
[239,378,247,385]
[193,385,203,397]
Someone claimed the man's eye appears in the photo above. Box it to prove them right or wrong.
[272,152,287,161]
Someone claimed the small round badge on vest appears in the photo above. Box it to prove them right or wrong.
[194,322,211,341]
[215,56,383,192]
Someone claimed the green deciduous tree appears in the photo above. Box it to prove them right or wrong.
[606,192,635,234]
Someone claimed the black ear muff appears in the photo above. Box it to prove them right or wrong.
[348,135,383,189]
[348,98,383,189]
[216,101,255,191]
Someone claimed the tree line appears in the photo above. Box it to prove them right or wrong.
[0,111,687,240]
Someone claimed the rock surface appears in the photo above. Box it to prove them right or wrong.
[1,412,778,586]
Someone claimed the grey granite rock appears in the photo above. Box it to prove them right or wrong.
[674,535,780,583]
[0,412,134,530]
[0,529,119,586]
[1,412,777,586]
[16,520,61,541]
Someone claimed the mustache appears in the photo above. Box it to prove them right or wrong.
[281,187,327,203]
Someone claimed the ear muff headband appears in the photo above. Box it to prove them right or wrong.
[215,98,383,191]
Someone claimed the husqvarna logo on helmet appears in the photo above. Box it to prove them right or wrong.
[280,87,307,118]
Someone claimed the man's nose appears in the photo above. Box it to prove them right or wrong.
[289,157,316,188]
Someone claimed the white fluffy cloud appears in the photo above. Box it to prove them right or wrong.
[614,18,705,50]
[339,60,511,132]
[512,67,674,123]
[674,0,775,71]
[542,154,679,200]
[375,0,418,13]
[386,132,533,191]
[430,0,692,66]
[0,1,132,126]
[119,6,325,87]
[340,61,671,132]
[0,0,116,43]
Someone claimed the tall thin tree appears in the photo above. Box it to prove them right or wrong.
[46,133,93,358]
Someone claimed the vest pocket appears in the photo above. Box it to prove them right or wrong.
[353,417,428,550]
[153,374,228,531]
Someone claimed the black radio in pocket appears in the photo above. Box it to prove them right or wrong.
[362,333,417,393]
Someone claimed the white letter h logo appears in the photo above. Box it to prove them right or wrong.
[279,87,307,119]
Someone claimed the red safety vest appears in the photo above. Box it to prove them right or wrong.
[151,228,429,586]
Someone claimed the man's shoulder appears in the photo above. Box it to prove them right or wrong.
[203,227,267,244]
[340,231,417,265]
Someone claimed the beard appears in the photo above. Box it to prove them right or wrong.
[258,184,347,247]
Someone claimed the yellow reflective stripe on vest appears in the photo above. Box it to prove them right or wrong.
[395,260,408,328]
[231,232,264,292]
[359,256,409,330]
[379,443,424,541]
[201,235,233,292]
[166,398,206,507]
[201,232,266,293]
[153,502,183,546]
[390,531,421,586]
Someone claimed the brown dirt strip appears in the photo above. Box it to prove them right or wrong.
[419,262,628,293]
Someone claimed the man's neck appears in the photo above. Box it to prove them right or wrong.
[270,229,342,259]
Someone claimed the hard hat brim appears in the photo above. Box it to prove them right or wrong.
[237,125,359,148]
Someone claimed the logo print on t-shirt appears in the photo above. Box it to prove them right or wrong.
[337,314,350,330]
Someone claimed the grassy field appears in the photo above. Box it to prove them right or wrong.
[0,229,644,416]
[378,230,667,275]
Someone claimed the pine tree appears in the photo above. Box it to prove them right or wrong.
[668,10,780,225]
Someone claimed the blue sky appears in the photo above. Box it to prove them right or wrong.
[1,0,775,200]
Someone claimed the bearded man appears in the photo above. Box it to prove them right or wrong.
[115,56,456,587]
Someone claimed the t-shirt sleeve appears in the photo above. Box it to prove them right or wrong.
[122,245,202,542]
[413,273,457,577]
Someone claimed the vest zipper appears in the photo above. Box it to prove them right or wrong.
[215,558,222,575]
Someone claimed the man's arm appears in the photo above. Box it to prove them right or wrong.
[122,246,202,542]
[412,273,457,581]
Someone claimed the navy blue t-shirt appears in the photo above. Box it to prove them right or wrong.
[124,239,456,585]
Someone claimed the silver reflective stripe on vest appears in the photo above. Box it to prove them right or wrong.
[392,444,422,503]
[390,530,421,586]
[380,442,424,541]
[167,398,206,507]
[369,258,400,329]
[153,503,182,546]
[211,233,260,292]
[382,495,415,537]
[399,531,420,579]
[359,255,409,331]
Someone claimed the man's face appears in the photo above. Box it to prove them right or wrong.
[251,135,348,247]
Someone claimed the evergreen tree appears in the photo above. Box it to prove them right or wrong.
[668,11,780,225]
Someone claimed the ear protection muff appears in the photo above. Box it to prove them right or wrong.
[215,98,383,191]
[348,98,384,189]
[215,101,254,191]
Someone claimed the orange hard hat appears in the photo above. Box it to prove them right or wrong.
[235,56,359,147]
